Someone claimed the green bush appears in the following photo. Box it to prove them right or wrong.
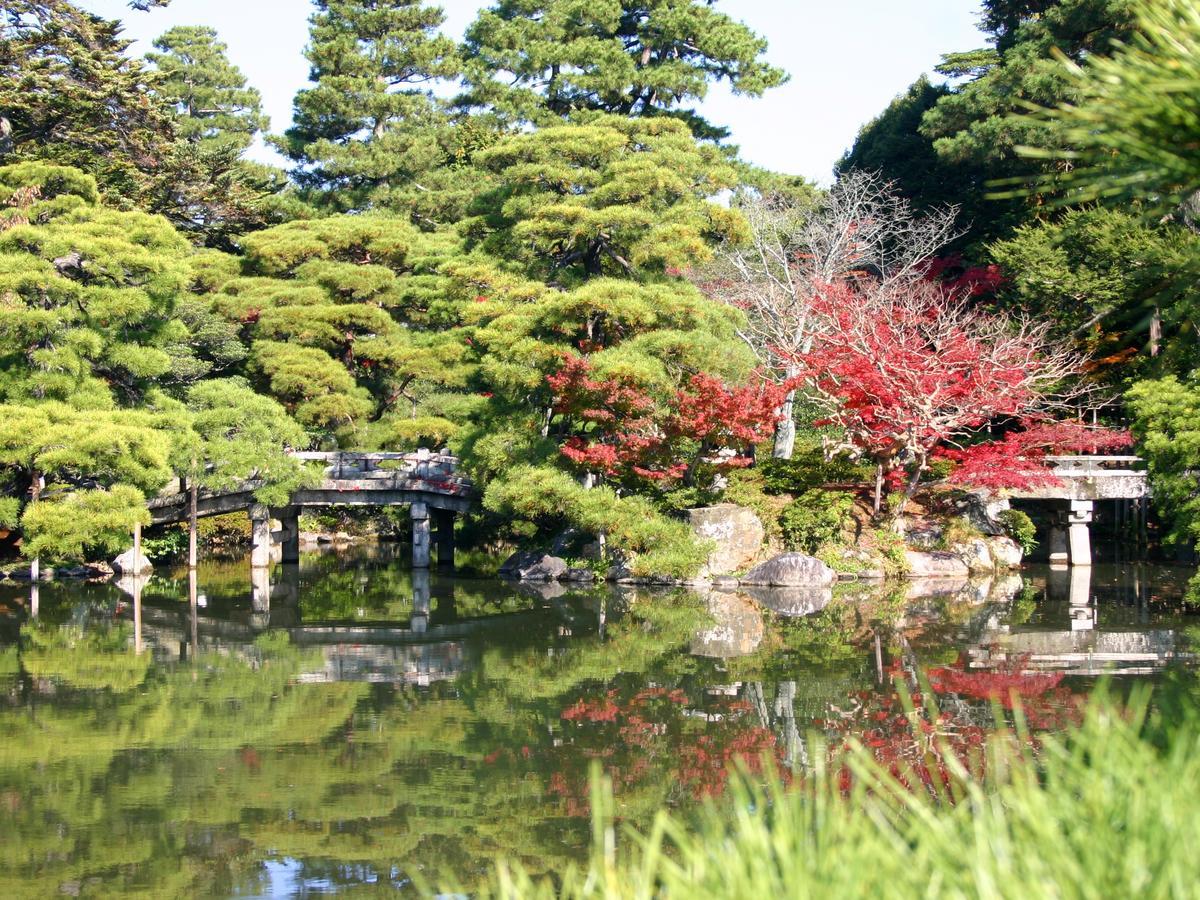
[871,527,909,576]
[141,526,187,561]
[483,465,710,579]
[998,508,1038,555]
[758,443,872,495]
[780,490,854,553]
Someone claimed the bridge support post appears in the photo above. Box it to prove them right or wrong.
[249,504,271,569]
[411,501,431,568]
[1067,500,1093,567]
[434,509,455,569]
[1048,522,1069,565]
[274,506,300,564]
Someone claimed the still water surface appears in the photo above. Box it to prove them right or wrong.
[0,547,1195,897]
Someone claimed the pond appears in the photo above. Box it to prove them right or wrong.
[0,547,1195,897]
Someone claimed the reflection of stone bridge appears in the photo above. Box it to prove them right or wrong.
[147,451,474,570]
[1009,456,1150,567]
[125,567,555,686]
[966,566,1190,676]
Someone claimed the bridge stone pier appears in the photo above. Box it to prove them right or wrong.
[1011,456,1150,567]
[148,450,474,571]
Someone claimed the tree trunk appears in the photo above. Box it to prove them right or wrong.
[29,470,41,583]
[188,482,198,569]
[772,388,797,459]
[892,456,927,526]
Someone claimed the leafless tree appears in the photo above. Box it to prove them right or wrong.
[696,171,960,458]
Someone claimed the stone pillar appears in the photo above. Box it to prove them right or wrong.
[274,506,300,564]
[1048,522,1070,565]
[1067,500,1094,567]
[250,503,271,569]
[434,509,455,569]
[411,501,430,568]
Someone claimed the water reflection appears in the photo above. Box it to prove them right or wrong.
[0,549,1195,897]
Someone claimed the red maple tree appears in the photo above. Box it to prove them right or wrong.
[547,354,789,486]
[787,278,1119,513]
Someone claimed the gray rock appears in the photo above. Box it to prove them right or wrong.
[686,504,765,576]
[111,548,153,576]
[740,553,835,587]
[987,536,1023,569]
[711,575,742,590]
[951,538,994,574]
[499,550,569,581]
[957,493,1010,536]
[905,525,944,550]
[904,550,969,579]
[561,567,596,583]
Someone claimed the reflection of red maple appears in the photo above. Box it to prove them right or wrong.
[544,685,789,814]
[819,658,1084,797]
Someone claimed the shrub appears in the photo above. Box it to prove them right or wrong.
[780,490,854,553]
[936,517,985,550]
[998,508,1038,555]
[871,527,910,576]
[758,442,872,495]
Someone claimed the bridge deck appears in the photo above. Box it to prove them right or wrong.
[1011,456,1149,501]
[148,451,474,525]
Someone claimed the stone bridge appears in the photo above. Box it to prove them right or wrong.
[1009,456,1150,567]
[147,450,474,569]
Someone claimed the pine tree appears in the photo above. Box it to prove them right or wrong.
[147,25,268,152]
[276,0,474,224]
[459,0,787,141]
[453,116,769,576]
[0,1,176,202]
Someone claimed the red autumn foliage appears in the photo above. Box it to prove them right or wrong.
[938,421,1133,489]
[788,278,1123,505]
[547,354,790,484]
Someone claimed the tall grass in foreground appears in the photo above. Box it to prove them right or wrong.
[477,688,1200,899]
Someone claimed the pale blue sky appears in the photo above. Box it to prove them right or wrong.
[80,0,985,183]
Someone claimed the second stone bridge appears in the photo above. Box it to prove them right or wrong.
[147,450,474,569]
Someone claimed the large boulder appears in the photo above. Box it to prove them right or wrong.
[740,553,835,587]
[686,504,764,576]
[499,550,568,581]
[903,550,969,579]
[956,493,1011,536]
[987,536,1024,569]
[111,548,153,576]
[951,538,994,574]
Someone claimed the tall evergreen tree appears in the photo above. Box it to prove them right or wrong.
[458,0,787,141]
[276,0,474,224]
[840,0,1137,247]
[145,24,289,249]
[0,1,175,202]
[147,25,268,152]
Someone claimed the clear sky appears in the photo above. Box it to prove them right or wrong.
[80,0,985,184]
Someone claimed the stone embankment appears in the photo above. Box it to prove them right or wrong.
[500,503,1026,590]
